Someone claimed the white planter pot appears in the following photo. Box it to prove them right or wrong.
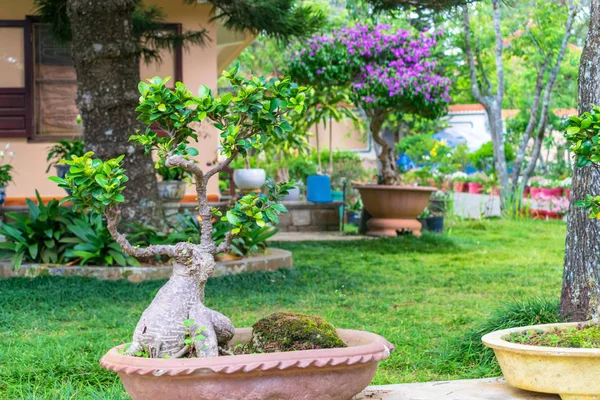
[234,169,266,190]
[284,185,301,201]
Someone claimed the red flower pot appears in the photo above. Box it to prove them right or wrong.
[467,182,483,194]
[453,182,467,193]
[490,187,500,196]
[551,188,564,197]
[530,187,541,199]
[540,188,564,198]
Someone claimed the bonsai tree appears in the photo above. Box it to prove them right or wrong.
[51,66,307,358]
[287,24,451,185]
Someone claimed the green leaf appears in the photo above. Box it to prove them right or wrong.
[186,147,199,157]
[183,319,195,327]
[11,251,24,270]
[29,243,38,260]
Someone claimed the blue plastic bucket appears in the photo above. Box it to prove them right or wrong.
[307,174,332,203]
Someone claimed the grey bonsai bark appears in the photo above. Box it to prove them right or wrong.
[67,0,163,226]
[104,154,238,358]
[561,0,600,321]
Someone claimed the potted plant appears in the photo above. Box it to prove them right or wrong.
[347,198,362,226]
[232,153,267,191]
[288,25,450,236]
[466,173,486,194]
[50,71,392,400]
[0,145,14,206]
[46,140,84,178]
[450,171,468,193]
[538,178,564,198]
[482,107,600,400]
[156,158,192,203]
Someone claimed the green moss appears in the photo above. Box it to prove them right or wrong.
[250,312,346,352]
[507,324,600,348]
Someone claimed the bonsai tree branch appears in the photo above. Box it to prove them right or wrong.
[105,207,182,258]
[214,232,235,254]
[166,154,204,179]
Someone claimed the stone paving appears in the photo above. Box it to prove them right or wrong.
[356,378,558,400]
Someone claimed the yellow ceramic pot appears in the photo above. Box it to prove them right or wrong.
[482,322,600,400]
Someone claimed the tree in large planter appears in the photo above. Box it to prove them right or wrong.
[287,25,451,236]
[288,24,451,186]
[51,68,305,358]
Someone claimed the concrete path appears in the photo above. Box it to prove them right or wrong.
[271,231,371,241]
[356,378,558,400]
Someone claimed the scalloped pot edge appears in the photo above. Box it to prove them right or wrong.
[100,328,394,400]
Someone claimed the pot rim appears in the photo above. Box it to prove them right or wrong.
[354,184,436,192]
[233,168,266,173]
[482,322,600,357]
[100,328,393,377]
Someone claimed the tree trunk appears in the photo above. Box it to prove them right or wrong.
[561,0,600,321]
[124,253,234,358]
[487,103,509,203]
[67,0,163,226]
[370,111,400,186]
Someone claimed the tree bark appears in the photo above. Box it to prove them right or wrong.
[561,0,600,321]
[67,0,163,226]
[370,110,400,186]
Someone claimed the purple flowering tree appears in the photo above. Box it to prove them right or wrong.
[287,24,451,185]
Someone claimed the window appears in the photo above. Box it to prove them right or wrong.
[0,20,31,137]
[0,18,182,140]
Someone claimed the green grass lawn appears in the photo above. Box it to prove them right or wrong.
[0,218,566,399]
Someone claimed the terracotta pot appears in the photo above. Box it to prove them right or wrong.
[356,185,435,237]
[467,182,483,194]
[483,322,600,400]
[158,181,187,203]
[442,180,451,191]
[100,328,393,400]
[530,187,541,199]
[452,181,467,193]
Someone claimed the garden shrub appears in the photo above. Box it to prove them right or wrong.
[440,298,564,376]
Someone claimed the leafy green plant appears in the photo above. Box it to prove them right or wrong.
[469,141,515,172]
[46,140,84,172]
[230,226,279,257]
[0,191,75,268]
[65,212,139,267]
[564,106,600,217]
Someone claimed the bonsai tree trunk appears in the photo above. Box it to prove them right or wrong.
[105,159,237,358]
[561,1,600,321]
[369,110,401,186]
[68,0,163,226]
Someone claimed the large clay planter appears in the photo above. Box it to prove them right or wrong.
[233,168,266,190]
[100,328,393,400]
[482,322,600,400]
[356,185,435,237]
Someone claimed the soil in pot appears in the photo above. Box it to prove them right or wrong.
[506,324,600,348]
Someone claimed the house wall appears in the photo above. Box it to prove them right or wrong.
[0,0,220,203]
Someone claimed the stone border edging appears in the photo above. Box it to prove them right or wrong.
[0,248,292,282]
